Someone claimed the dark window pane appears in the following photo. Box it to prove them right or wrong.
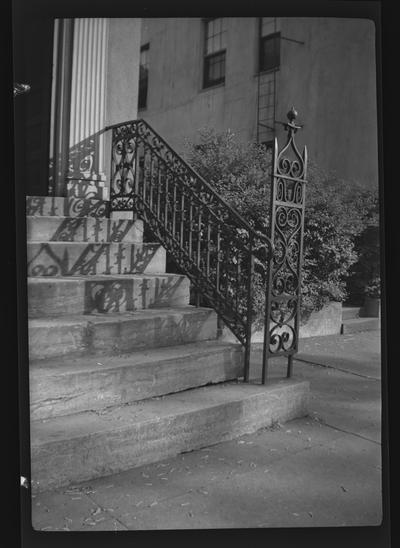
[205,18,226,55]
[203,51,225,88]
[138,65,148,109]
[138,43,149,109]
[259,33,280,72]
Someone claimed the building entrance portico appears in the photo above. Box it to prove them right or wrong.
[15,17,142,201]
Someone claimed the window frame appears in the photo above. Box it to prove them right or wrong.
[202,18,226,89]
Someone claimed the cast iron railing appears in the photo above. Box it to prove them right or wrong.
[106,109,306,383]
[262,109,307,381]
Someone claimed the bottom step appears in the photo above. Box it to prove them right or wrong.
[341,317,380,334]
[31,379,309,493]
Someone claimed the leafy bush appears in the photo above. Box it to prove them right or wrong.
[184,127,272,232]
[301,164,379,317]
[184,127,379,323]
[346,196,380,303]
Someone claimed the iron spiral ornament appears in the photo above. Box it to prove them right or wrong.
[106,110,306,384]
[261,107,307,382]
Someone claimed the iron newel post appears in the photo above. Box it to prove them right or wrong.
[261,107,307,384]
[285,106,303,134]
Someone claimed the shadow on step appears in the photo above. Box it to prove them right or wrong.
[27,242,162,276]
[84,276,188,313]
[27,195,109,218]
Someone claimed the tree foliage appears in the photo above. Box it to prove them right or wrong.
[185,127,379,322]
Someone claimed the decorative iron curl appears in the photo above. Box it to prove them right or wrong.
[106,118,276,382]
[262,107,307,383]
[269,324,296,353]
[275,109,306,181]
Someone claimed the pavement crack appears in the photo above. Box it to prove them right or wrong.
[295,357,380,381]
[312,418,381,445]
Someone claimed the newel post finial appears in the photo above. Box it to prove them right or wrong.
[285,106,302,134]
[287,106,297,123]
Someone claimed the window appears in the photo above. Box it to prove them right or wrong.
[138,43,149,109]
[203,18,227,88]
[257,72,276,143]
[259,18,280,72]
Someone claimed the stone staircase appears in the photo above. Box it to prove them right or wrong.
[27,195,309,493]
[341,306,380,334]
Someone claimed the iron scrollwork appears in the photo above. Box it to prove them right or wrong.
[107,118,274,381]
[262,107,307,382]
[107,110,306,384]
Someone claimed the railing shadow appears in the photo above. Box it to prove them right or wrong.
[26,195,109,217]
[49,130,108,200]
[27,241,160,277]
[82,275,188,313]
[28,216,137,243]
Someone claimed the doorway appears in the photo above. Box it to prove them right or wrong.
[13,15,55,196]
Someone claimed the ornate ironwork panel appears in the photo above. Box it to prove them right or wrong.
[107,118,274,381]
[262,108,307,382]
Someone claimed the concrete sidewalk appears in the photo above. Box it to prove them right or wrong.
[30,331,383,530]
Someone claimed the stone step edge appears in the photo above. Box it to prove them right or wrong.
[27,273,188,283]
[26,195,109,201]
[28,306,214,327]
[28,306,218,360]
[30,379,310,492]
[30,340,242,375]
[31,379,308,438]
[27,240,160,247]
[26,196,110,217]
[26,215,137,221]
[27,240,166,278]
[27,273,190,317]
[30,341,244,419]
[26,216,144,243]
[26,196,110,206]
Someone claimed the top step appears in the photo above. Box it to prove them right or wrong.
[26,196,110,218]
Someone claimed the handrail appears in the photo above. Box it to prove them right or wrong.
[106,111,307,383]
[105,119,274,256]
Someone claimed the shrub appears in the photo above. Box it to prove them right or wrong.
[184,127,379,324]
[184,127,272,232]
[301,164,379,317]
[346,195,380,303]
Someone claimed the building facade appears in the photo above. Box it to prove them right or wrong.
[14,16,379,199]
[138,17,379,188]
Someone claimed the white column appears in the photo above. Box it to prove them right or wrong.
[67,18,109,200]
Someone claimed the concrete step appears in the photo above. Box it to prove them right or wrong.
[27,274,190,317]
[27,241,166,277]
[28,307,218,360]
[26,196,110,218]
[341,317,380,334]
[29,341,244,420]
[30,378,310,492]
[342,306,361,321]
[27,216,143,244]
